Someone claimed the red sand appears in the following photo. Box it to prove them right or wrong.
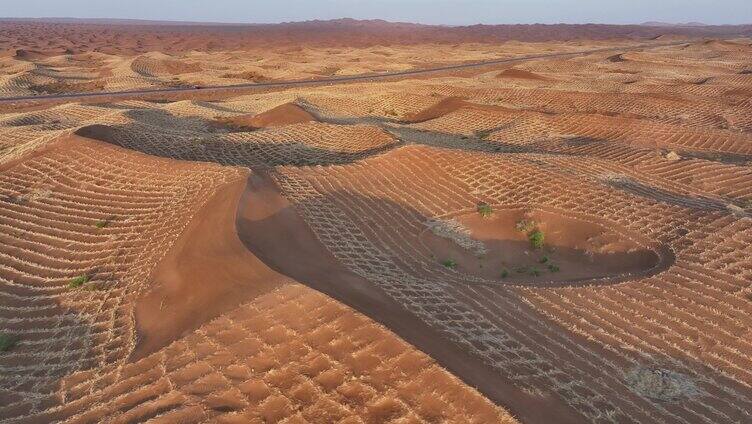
[496,68,550,81]
[215,103,317,130]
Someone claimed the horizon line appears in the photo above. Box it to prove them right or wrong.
[0,16,750,27]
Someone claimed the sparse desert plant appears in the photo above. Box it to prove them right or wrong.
[474,129,494,139]
[95,219,110,229]
[529,267,541,277]
[726,203,747,217]
[0,333,18,352]
[529,230,545,249]
[515,219,537,233]
[68,275,89,289]
[625,367,698,401]
[441,259,457,269]
[500,269,509,278]
[539,255,549,264]
[665,151,681,161]
[16,188,53,204]
[516,266,529,274]
[548,264,560,273]
[477,203,493,218]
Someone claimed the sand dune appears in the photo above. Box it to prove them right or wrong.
[215,102,317,130]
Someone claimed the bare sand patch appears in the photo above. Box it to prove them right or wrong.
[131,172,289,361]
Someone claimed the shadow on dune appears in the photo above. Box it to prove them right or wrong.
[604,176,730,211]
[74,111,400,168]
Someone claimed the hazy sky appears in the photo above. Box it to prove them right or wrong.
[3,0,751,26]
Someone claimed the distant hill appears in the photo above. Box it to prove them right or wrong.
[0,17,244,26]
[0,18,750,55]
[641,21,709,27]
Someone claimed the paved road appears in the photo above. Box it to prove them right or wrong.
[0,40,691,104]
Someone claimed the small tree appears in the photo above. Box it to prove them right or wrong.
[529,230,545,249]
[477,203,493,218]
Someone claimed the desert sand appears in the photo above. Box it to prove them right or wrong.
[1,19,752,424]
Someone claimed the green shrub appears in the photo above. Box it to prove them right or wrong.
[441,259,457,269]
[539,255,549,264]
[477,203,493,218]
[0,333,18,352]
[529,230,545,249]
[68,275,89,289]
[500,269,509,278]
[548,264,560,273]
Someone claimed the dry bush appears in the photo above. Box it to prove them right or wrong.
[625,367,699,402]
